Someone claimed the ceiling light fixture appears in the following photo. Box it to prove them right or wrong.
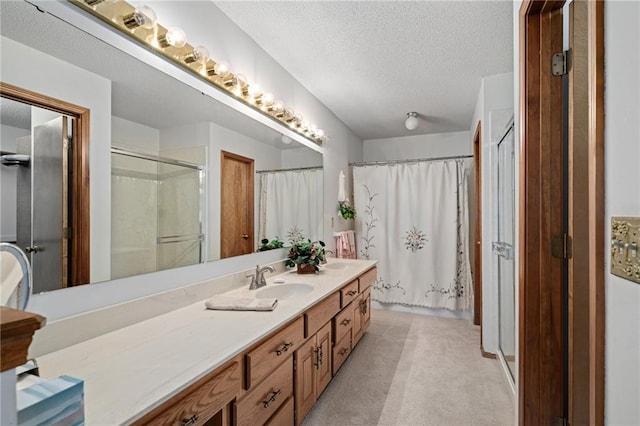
[184,46,209,65]
[281,135,293,145]
[405,112,419,131]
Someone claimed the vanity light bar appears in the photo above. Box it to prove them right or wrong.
[71,0,326,145]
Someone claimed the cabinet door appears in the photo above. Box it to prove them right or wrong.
[351,294,363,346]
[294,337,317,423]
[316,322,332,396]
[362,288,371,331]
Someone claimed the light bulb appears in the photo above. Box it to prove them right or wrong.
[405,112,419,130]
[158,26,186,48]
[263,93,274,106]
[123,5,157,30]
[301,120,310,131]
[316,129,325,139]
[215,61,231,78]
[284,108,296,122]
[248,84,262,101]
[309,124,318,136]
[184,46,209,64]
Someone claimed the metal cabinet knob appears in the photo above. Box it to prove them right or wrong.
[25,246,42,253]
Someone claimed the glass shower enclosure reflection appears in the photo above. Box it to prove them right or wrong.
[494,120,516,381]
[111,147,205,280]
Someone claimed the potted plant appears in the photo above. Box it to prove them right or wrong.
[257,237,284,251]
[338,201,356,220]
[285,239,326,274]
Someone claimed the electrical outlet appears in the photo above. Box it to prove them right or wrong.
[611,217,640,284]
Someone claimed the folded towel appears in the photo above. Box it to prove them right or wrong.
[205,295,278,311]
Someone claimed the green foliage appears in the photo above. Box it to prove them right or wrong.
[258,237,284,251]
[284,239,326,272]
[338,201,356,220]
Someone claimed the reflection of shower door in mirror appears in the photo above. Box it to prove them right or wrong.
[220,151,254,258]
[494,122,515,381]
[30,117,69,292]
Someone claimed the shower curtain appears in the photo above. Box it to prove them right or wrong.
[353,159,472,311]
[259,168,323,244]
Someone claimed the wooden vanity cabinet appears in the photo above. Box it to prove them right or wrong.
[136,357,242,426]
[294,321,332,425]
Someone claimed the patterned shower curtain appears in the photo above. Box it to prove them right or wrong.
[353,159,472,311]
[258,168,323,244]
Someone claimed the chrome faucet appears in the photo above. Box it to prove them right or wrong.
[248,264,275,290]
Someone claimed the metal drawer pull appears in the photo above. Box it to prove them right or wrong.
[339,347,349,356]
[181,414,198,425]
[346,290,357,296]
[341,318,351,326]
[314,345,324,369]
[262,389,281,408]
[275,342,293,356]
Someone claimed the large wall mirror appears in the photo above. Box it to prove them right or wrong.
[0,1,323,294]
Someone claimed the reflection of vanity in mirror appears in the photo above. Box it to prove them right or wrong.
[0,1,323,294]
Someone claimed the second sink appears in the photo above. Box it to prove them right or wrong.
[255,283,314,300]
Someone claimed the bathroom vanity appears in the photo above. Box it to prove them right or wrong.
[33,259,377,425]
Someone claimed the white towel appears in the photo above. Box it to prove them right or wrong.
[205,295,278,311]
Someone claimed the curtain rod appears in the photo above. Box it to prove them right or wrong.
[256,166,322,174]
[111,147,204,171]
[350,154,473,167]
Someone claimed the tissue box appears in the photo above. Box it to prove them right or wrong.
[17,375,84,426]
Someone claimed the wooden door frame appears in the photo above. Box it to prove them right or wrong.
[0,82,90,286]
[473,122,482,328]
[518,1,604,424]
[220,150,254,258]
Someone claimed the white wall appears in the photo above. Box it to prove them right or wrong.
[0,124,30,242]
[1,36,112,283]
[112,116,160,153]
[363,130,471,161]
[469,72,514,355]
[604,2,640,424]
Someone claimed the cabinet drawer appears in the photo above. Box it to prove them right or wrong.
[236,357,293,426]
[142,359,241,426]
[265,396,294,426]
[246,317,304,389]
[305,292,340,337]
[358,267,377,293]
[332,330,351,376]
[333,304,352,344]
[340,280,359,308]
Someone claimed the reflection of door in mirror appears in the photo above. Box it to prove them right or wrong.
[495,120,515,381]
[0,86,90,292]
[220,150,254,258]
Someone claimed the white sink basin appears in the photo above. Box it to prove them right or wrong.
[255,283,314,300]
[324,262,349,270]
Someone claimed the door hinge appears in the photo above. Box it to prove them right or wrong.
[63,227,72,239]
[552,234,573,259]
[552,416,568,426]
[552,50,570,76]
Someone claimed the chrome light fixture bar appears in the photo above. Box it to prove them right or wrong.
[71,0,326,145]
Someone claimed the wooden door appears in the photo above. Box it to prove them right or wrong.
[472,122,482,327]
[316,322,332,396]
[294,337,316,425]
[351,295,363,345]
[220,151,254,258]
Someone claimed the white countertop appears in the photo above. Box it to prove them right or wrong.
[36,259,376,425]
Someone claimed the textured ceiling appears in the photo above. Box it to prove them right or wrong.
[0,97,30,130]
[215,1,513,139]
